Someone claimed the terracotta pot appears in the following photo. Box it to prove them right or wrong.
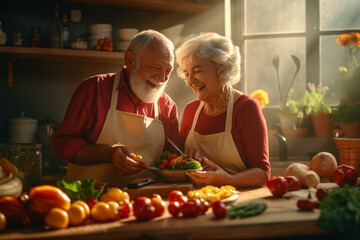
[339,121,360,138]
[282,128,309,138]
[310,113,334,137]
[334,138,360,174]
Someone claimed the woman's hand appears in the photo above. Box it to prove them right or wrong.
[184,147,205,161]
[111,144,144,175]
[186,158,230,186]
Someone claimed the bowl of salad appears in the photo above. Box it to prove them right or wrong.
[149,151,202,183]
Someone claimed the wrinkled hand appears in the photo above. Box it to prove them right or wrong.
[111,144,144,175]
[184,147,204,161]
[186,158,229,186]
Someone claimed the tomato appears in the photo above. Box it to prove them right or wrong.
[211,200,227,219]
[168,201,181,217]
[0,212,6,231]
[333,164,358,187]
[107,201,120,220]
[118,201,132,218]
[91,202,110,222]
[104,188,130,202]
[198,198,210,215]
[85,196,99,209]
[266,176,289,197]
[316,188,330,201]
[68,203,86,226]
[28,185,71,215]
[284,176,301,191]
[0,196,31,227]
[167,153,178,161]
[151,197,166,217]
[133,197,155,221]
[168,190,184,202]
[45,208,69,229]
[181,198,202,218]
[73,200,91,218]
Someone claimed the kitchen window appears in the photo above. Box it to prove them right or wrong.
[232,0,360,107]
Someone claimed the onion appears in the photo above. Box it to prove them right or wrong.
[310,152,337,182]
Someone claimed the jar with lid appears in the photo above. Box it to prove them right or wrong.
[0,143,42,191]
[0,21,7,45]
[30,25,43,47]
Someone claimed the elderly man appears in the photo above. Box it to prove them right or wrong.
[52,30,179,187]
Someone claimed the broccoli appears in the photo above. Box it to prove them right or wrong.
[186,160,202,170]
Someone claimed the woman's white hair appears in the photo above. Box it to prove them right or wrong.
[175,32,240,86]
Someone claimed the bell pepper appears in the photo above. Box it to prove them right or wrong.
[266,176,289,197]
[333,164,358,187]
[0,196,31,226]
[297,193,321,211]
[28,185,71,215]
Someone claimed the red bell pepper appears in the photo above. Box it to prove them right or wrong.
[266,176,289,197]
[333,164,358,187]
[0,196,31,226]
[297,193,321,211]
[28,185,71,215]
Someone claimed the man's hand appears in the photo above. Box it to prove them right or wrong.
[111,144,144,175]
[184,147,205,161]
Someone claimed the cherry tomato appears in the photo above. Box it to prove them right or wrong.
[168,190,184,202]
[284,176,301,191]
[133,197,155,221]
[266,176,289,197]
[68,203,86,226]
[181,198,202,218]
[177,196,188,206]
[91,202,110,222]
[118,201,132,218]
[167,153,178,161]
[198,198,210,215]
[0,212,6,231]
[45,207,69,229]
[151,197,166,217]
[211,200,227,218]
[168,201,181,217]
[85,196,99,209]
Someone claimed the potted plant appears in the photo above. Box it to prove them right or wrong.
[330,102,360,138]
[303,83,334,137]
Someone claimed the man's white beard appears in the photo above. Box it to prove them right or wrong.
[129,70,167,103]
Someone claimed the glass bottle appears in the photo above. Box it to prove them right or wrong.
[50,4,63,49]
[0,21,7,46]
[61,14,71,48]
[30,25,43,47]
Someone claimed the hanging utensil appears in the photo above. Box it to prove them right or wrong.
[167,138,188,158]
[272,54,282,104]
[282,55,301,106]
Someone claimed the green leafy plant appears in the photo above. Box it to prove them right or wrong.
[303,83,333,115]
[330,102,360,123]
[279,89,308,128]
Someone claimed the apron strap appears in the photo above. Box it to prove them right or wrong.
[190,87,235,132]
[154,101,159,119]
[110,73,120,110]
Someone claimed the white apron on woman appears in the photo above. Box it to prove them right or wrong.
[184,88,247,174]
[66,72,165,188]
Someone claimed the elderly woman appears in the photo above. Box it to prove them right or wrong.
[175,32,270,188]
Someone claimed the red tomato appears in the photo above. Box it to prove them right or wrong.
[315,188,330,201]
[211,200,227,219]
[133,197,155,221]
[168,190,184,202]
[85,196,99,209]
[167,153,178,161]
[177,196,188,206]
[118,201,132,218]
[266,176,289,197]
[168,201,181,217]
[151,194,162,201]
[151,197,166,217]
[180,198,202,218]
[195,197,210,215]
[284,176,301,191]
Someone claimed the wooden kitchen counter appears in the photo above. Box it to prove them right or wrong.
[0,186,335,240]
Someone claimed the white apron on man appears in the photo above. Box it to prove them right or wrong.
[185,88,247,174]
[67,72,165,188]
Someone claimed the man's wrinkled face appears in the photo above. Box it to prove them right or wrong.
[129,40,174,103]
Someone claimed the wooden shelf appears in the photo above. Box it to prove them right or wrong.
[60,0,211,14]
[0,46,124,63]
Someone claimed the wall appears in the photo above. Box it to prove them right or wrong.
[0,0,225,143]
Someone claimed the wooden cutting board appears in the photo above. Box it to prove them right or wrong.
[123,178,193,199]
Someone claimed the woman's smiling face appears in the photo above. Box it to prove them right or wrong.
[182,54,221,102]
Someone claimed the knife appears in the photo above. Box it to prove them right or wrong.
[167,138,188,158]
[126,178,158,189]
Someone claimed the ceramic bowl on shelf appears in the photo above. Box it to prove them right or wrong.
[116,40,131,51]
[90,24,112,35]
[148,166,202,183]
[117,28,139,41]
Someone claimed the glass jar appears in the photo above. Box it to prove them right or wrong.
[13,32,23,46]
[0,143,42,190]
[30,25,42,47]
